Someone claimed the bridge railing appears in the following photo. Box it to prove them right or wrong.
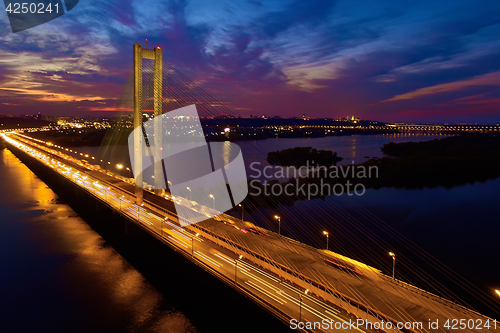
[380,275,494,321]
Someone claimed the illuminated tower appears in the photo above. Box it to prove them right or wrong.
[133,43,163,204]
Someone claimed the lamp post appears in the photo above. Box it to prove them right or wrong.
[209,194,214,209]
[389,252,396,280]
[116,164,123,175]
[191,233,199,256]
[323,231,329,250]
[126,167,131,177]
[235,255,243,284]
[162,217,168,237]
[495,290,500,297]
[239,204,244,223]
[274,215,281,236]
[187,187,191,201]
[299,289,308,322]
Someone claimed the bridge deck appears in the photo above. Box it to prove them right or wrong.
[5,132,497,333]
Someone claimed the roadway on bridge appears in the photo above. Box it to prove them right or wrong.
[7,132,499,333]
[5,133,376,333]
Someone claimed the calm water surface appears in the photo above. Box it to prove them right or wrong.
[0,148,197,332]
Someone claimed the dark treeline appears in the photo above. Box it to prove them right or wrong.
[240,134,500,211]
[0,117,50,131]
[267,147,343,167]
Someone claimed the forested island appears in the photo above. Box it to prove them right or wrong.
[267,147,343,167]
[241,134,500,210]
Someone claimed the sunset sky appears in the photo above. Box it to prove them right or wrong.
[1,0,500,123]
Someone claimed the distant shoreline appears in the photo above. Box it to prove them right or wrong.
[242,134,500,210]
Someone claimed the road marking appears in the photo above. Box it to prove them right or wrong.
[245,280,286,305]
[195,251,222,267]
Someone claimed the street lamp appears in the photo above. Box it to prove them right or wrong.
[161,217,167,237]
[187,187,191,201]
[191,233,199,256]
[389,252,396,280]
[116,164,123,175]
[496,290,500,297]
[239,204,244,223]
[323,231,329,250]
[299,289,309,322]
[274,215,281,235]
[209,194,214,209]
[235,254,243,284]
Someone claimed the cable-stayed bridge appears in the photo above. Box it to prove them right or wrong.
[1,43,498,333]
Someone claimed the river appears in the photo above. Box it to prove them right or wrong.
[5,133,499,322]
[0,148,199,332]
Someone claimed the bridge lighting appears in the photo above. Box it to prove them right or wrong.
[274,215,281,236]
[238,204,244,222]
[234,255,244,284]
[389,252,396,280]
[299,289,309,321]
[209,194,214,209]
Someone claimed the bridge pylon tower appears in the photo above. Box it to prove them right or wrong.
[133,43,163,205]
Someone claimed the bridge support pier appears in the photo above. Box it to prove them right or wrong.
[133,43,163,202]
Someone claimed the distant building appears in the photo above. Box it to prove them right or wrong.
[334,116,360,123]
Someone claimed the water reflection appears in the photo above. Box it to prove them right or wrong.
[0,148,198,333]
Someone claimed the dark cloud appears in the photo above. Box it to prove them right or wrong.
[1,0,500,122]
